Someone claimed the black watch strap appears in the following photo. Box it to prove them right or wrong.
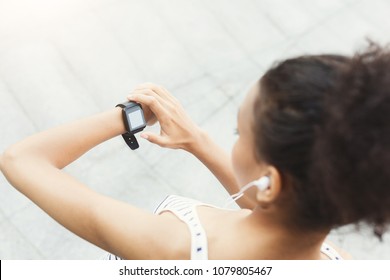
[116,101,136,109]
[121,132,139,150]
[116,101,141,150]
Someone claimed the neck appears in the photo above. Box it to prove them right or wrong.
[242,206,330,259]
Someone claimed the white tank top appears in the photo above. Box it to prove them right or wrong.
[105,195,343,260]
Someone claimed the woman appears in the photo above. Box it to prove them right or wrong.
[1,44,389,260]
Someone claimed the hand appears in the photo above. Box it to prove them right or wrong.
[127,83,204,152]
[139,99,158,126]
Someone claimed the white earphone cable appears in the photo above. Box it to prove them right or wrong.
[224,176,270,208]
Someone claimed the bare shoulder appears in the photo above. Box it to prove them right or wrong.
[153,211,191,259]
[325,239,353,260]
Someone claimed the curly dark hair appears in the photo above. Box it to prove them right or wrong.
[254,43,390,238]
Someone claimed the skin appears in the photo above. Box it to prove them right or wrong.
[0,83,347,259]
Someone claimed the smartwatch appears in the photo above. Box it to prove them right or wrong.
[116,101,146,150]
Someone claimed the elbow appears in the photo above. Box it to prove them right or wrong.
[1,143,52,182]
[0,145,49,193]
[0,146,32,189]
[0,151,3,173]
[0,147,18,176]
[0,145,30,179]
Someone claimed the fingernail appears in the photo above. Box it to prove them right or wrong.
[140,133,148,139]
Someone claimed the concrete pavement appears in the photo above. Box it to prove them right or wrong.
[0,0,389,259]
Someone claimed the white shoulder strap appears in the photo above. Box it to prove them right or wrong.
[321,242,343,260]
[155,195,209,260]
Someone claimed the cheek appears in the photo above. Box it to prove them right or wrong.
[232,135,263,188]
[231,138,250,186]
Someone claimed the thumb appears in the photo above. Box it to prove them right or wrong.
[140,132,167,147]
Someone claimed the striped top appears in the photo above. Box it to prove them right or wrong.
[154,195,212,260]
[104,195,343,260]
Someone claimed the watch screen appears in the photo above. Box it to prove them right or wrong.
[128,109,145,130]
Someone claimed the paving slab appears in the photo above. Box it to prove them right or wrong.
[95,0,202,90]
[49,9,146,109]
[0,0,389,260]
[0,42,100,129]
[0,217,44,259]
[151,0,250,74]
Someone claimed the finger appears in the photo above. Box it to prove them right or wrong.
[128,94,168,121]
[129,88,177,114]
[129,88,168,106]
[132,83,164,97]
[133,83,177,103]
[157,85,180,104]
[140,132,168,147]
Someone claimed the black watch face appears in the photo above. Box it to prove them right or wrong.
[125,105,146,132]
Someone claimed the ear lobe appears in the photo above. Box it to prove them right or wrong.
[256,166,282,203]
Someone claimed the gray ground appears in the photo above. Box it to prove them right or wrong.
[0,0,389,259]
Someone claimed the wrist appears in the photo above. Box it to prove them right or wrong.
[186,128,212,157]
[109,107,127,135]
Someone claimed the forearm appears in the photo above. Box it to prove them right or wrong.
[0,107,126,196]
[0,107,179,259]
[190,131,256,209]
[1,108,125,170]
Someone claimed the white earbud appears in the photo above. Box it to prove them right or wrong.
[224,176,271,207]
[253,176,270,192]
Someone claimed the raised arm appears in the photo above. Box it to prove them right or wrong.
[129,83,256,209]
[0,106,185,259]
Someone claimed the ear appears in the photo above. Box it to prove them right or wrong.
[256,166,282,204]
